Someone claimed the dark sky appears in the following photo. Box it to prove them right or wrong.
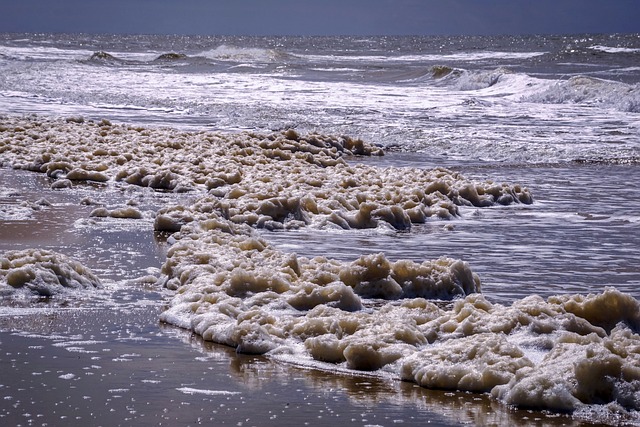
[1,0,639,36]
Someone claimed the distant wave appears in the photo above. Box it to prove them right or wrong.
[451,68,511,91]
[404,66,640,112]
[524,76,640,113]
[300,50,545,63]
[393,65,460,84]
[154,52,188,61]
[427,67,517,91]
[86,51,191,66]
[410,50,546,62]
[88,51,122,63]
[430,65,457,79]
[573,156,640,165]
[0,45,93,62]
[195,45,292,63]
[399,66,507,89]
[588,45,640,54]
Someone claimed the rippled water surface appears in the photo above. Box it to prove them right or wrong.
[264,157,640,304]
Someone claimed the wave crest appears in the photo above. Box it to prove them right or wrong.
[196,44,291,63]
[88,51,121,62]
[155,52,188,61]
[432,67,513,91]
[525,76,640,113]
[588,45,640,54]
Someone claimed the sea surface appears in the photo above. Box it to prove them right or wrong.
[1,33,639,426]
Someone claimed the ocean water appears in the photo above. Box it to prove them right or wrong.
[2,32,638,300]
[1,33,640,426]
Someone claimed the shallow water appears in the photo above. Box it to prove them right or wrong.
[0,315,580,427]
[264,156,640,305]
[0,169,169,281]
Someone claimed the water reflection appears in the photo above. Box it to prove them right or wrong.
[167,324,582,427]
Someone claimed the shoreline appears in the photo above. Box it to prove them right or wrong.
[1,115,640,426]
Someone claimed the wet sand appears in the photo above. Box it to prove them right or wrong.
[0,306,581,427]
[0,169,594,427]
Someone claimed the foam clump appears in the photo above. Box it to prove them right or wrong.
[491,325,640,412]
[0,249,101,297]
[404,289,640,415]
[401,332,534,392]
[89,206,143,219]
[155,208,640,418]
[158,213,479,357]
[0,116,532,232]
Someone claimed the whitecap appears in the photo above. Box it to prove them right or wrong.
[176,387,240,396]
[588,45,640,54]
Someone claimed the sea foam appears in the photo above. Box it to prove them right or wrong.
[0,249,101,297]
[1,115,638,422]
[0,116,531,232]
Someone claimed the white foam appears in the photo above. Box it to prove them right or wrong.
[0,248,102,297]
[52,340,107,347]
[0,205,34,221]
[197,45,283,63]
[588,45,640,54]
[299,51,546,64]
[523,75,640,113]
[58,373,75,380]
[0,45,93,61]
[176,387,241,396]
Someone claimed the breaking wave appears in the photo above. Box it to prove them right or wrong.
[524,76,640,113]
[430,68,640,112]
[87,51,122,63]
[154,52,188,61]
[196,45,292,63]
[402,66,513,91]
[588,45,640,54]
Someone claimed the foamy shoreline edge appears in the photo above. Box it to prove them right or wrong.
[1,115,638,423]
